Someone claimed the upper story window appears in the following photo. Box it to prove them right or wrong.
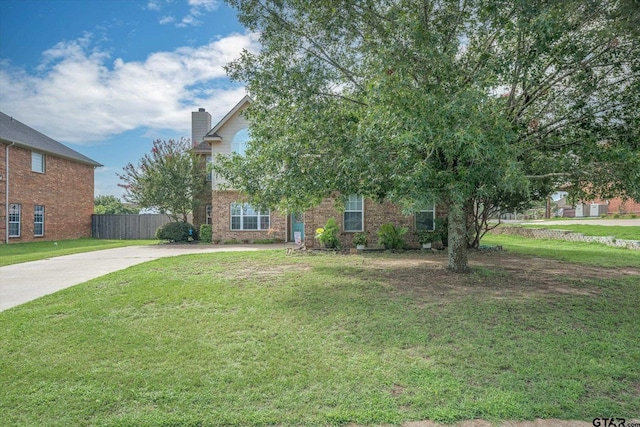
[206,155,212,181]
[416,203,436,231]
[32,152,45,173]
[231,128,250,156]
[344,195,364,232]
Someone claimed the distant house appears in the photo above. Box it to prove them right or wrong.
[556,195,640,217]
[0,112,102,243]
[191,97,443,248]
[591,197,640,216]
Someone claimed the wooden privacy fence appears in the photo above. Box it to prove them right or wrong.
[92,214,171,239]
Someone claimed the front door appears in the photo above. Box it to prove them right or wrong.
[291,212,304,244]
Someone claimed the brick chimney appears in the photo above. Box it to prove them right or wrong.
[191,107,212,147]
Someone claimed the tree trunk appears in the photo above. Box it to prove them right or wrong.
[447,201,472,273]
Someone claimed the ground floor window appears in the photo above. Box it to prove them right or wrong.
[206,204,212,225]
[34,205,45,236]
[9,204,21,237]
[416,204,436,231]
[344,194,364,232]
[230,203,270,230]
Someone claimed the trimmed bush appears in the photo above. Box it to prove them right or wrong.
[253,238,277,244]
[156,221,197,242]
[377,223,408,250]
[199,224,212,243]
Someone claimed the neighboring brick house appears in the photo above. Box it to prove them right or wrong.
[0,112,102,244]
[556,195,640,217]
[591,197,640,215]
[191,97,443,248]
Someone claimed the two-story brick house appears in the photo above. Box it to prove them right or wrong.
[0,112,102,244]
[192,97,442,248]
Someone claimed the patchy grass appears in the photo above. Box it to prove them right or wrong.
[517,224,640,240]
[1,249,638,426]
[0,238,160,266]
[482,234,640,268]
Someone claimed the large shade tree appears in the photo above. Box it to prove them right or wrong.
[118,138,209,222]
[216,0,640,272]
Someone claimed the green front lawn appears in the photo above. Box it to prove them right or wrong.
[482,234,640,268]
[516,224,640,241]
[0,238,160,266]
[1,245,638,426]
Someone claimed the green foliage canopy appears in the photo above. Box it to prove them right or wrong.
[94,195,138,215]
[118,138,209,222]
[217,0,640,272]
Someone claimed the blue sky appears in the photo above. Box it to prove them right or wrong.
[0,0,257,198]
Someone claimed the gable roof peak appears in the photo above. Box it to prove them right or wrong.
[205,95,251,138]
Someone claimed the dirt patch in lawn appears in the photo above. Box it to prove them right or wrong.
[358,250,639,303]
[223,264,313,283]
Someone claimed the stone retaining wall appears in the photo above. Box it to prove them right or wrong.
[489,226,640,250]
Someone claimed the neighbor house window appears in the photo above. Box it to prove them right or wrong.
[416,204,436,231]
[231,128,249,156]
[9,204,21,237]
[32,152,45,173]
[34,205,45,237]
[206,204,212,225]
[230,202,270,230]
[344,194,364,232]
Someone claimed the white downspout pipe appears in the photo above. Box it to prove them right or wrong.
[5,142,14,244]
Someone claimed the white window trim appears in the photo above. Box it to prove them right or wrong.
[415,203,436,231]
[9,204,21,238]
[230,202,270,231]
[31,152,45,173]
[34,205,45,237]
[343,194,364,232]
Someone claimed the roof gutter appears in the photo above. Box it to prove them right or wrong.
[5,142,14,244]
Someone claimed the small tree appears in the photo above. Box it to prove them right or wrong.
[118,138,209,222]
[94,195,138,214]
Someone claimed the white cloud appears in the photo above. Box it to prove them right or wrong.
[146,1,161,11]
[176,0,219,27]
[149,0,218,27]
[189,0,217,11]
[0,32,260,144]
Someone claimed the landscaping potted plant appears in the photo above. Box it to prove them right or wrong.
[315,217,341,249]
[417,229,437,249]
[352,232,368,250]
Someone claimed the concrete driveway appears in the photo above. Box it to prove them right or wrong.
[0,244,288,312]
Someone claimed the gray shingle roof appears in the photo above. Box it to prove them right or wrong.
[0,111,102,167]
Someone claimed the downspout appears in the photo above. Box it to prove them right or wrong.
[5,142,14,244]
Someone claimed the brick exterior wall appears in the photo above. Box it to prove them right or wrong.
[303,194,447,248]
[205,188,448,248]
[0,144,95,243]
[592,197,640,215]
[211,190,287,243]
